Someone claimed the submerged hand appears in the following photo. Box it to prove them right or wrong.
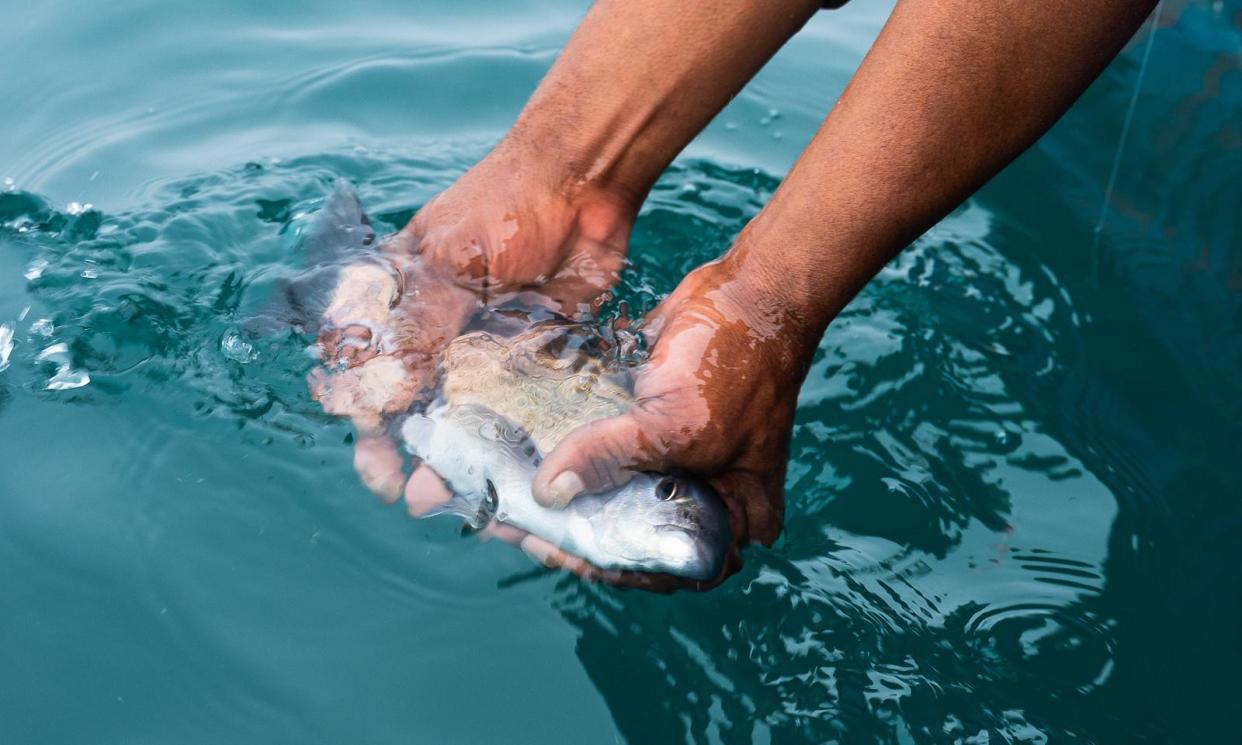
[528,252,825,586]
[311,143,635,503]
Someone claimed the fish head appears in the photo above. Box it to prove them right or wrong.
[574,473,730,581]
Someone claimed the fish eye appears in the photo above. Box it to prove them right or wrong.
[656,477,680,501]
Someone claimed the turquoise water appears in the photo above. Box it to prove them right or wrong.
[2,1,1240,742]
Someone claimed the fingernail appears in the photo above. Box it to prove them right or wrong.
[546,471,584,508]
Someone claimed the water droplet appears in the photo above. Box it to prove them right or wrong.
[81,268,98,279]
[724,121,739,131]
[29,318,54,337]
[767,108,781,120]
[24,258,47,281]
[992,428,1021,453]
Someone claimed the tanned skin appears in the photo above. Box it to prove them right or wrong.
[314,0,1159,588]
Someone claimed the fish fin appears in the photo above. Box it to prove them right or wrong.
[301,179,376,267]
[239,269,339,336]
[242,180,377,335]
[450,404,544,468]
[418,492,490,528]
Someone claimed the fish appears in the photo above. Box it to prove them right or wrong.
[402,324,730,581]
[276,181,730,580]
[403,404,729,580]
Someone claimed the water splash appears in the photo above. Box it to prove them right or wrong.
[0,324,13,371]
[35,342,91,390]
[220,331,258,364]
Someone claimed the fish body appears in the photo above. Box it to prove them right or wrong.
[404,401,729,580]
[280,182,729,579]
[404,324,729,580]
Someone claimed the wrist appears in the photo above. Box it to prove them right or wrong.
[482,135,640,240]
[493,111,655,217]
[718,215,841,347]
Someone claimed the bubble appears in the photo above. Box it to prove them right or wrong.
[993,428,1021,453]
[220,331,257,364]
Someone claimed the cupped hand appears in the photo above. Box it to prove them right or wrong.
[310,145,636,504]
[526,254,825,587]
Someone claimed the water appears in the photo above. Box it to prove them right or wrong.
[2,1,1240,742]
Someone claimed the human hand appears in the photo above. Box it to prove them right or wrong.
[311,144,636,503]
[525,248,826,587]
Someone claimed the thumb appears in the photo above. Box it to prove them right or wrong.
[532,413,665,508]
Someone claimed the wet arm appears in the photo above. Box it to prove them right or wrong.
[495,0,822,209]
[726,0,1161,335]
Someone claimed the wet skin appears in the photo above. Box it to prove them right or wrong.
[313,0,1159,588]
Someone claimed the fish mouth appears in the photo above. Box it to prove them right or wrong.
[652,519,727,580]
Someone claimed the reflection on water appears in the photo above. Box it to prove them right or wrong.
[0,150,1149,742]
[1,0,1240,743]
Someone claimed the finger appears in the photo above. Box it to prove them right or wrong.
[318,324,380,368]
[710,470,785,549]
[353,434,405,503]
[531,413,665,508]
[479,521,528,546]
[518,535,604,583]
[403,464,454,518]
[519,536,689,590]
[309,368,384,433]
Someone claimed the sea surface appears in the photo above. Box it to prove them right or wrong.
[2,1,1240,743]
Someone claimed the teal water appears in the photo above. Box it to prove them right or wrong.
[2,1,1240,742]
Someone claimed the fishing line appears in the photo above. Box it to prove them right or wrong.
[1091,0,1163,284]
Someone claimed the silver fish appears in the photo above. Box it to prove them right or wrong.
[403,403,729,580]
[270,181,731,579]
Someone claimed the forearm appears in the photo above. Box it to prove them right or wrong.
[496,0,821,208]
[728,0,1159,333]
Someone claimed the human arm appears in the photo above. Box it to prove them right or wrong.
[313,0,824,502]
[530,0,1161,583]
